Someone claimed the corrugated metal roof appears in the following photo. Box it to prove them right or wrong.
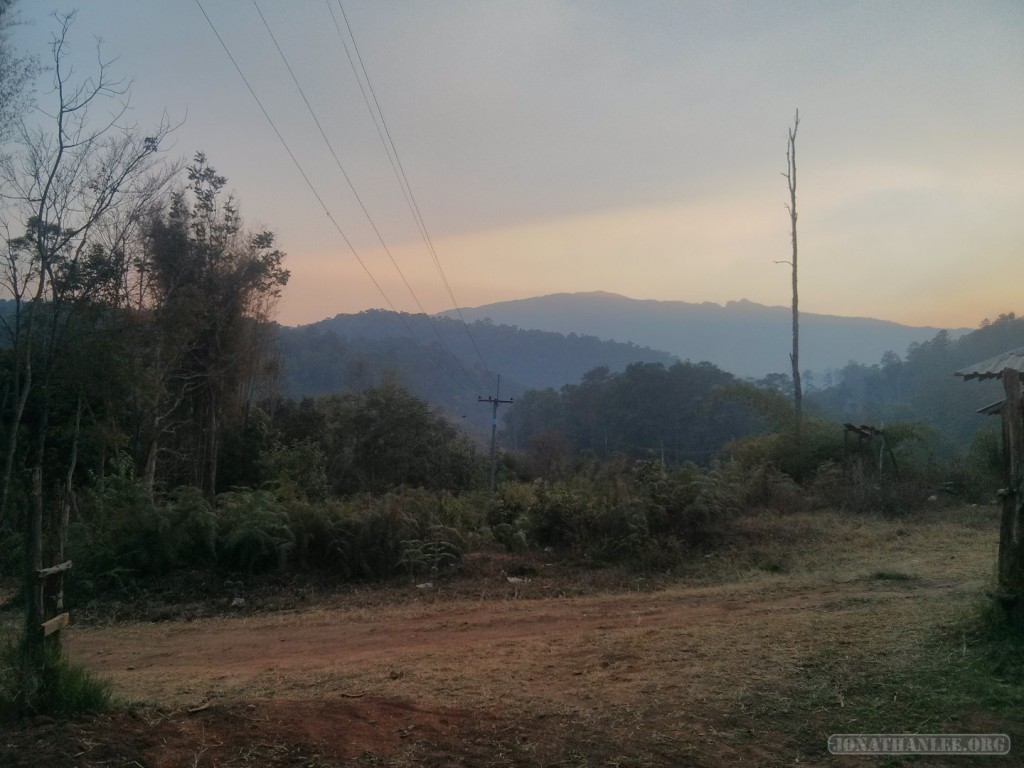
[955,346,1024,380]
[977,399,1005,416]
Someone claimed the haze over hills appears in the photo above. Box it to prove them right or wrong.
[275,310,674,408]
[438,292,970,379]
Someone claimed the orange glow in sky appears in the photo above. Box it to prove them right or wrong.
[8,1,1024,331]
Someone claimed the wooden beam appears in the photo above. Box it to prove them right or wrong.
[41,612,69,637]
[998,369,1024,595]
[36,560,72,579]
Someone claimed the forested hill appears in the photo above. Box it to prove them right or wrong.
[275,310,675,412]
[810,313,1024,451]
[440,292,966,379]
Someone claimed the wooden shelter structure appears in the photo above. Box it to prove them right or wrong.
[956,346,1024,606]
[842,423,900,480]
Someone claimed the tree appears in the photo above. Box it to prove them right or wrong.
[0,0,37,144]
[0,12,175,668]
[317,377,483,495]
[141,153,289,497]
[781,109,802,440]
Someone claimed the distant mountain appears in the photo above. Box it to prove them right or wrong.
[275,310,675,427]
[439,292,968,379]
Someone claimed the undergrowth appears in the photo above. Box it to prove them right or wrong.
[0,635,112,721]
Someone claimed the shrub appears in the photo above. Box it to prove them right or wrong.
[68,481,217,595]
[216,489,295,573]
[259,439,329,502]
[742,462,805,512]
[318,491,470,581]
[398,524,465,577]
[527,485,596,550]
[0,634,111,720]
[726,419,845,481]
[953,424,1004,502]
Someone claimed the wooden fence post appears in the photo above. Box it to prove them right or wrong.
[999,369,1024,598]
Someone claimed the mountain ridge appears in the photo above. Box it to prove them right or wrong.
[435,292,969,378]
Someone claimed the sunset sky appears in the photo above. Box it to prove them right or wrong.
[8,1,1023,329]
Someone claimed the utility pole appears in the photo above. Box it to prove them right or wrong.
[479,375,513,495]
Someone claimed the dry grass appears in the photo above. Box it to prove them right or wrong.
[6,505,1018,766]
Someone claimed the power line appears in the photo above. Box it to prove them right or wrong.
[330,0,496,386]
[193,0,467,388]
[251,0,477,388]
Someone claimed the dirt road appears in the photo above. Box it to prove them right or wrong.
[9,509,1012,766]
[67,575,971,708]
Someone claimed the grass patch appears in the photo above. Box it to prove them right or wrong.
[782,597,1024,762]
[0,633,112,721]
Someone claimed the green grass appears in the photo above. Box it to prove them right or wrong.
[0,632,112,720]
[792,598,1024,763]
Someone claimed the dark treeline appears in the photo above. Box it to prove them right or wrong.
[501,361,772,473]
[275,311,676,418]
[810,314,1024,452]
[499,315,1024,483]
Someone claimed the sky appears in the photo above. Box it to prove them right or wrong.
[6,0,1023,329]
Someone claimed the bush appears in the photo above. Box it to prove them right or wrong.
[215,489,295,573]
[259,439,328,502]
[742,462,805,512]
[284,490,474,581]
[726,419,845,481]
[68,481,217,596]
[639,462,740,545]
[490,460,744,566]
[0,635,111,720]
[952,424,1004,502]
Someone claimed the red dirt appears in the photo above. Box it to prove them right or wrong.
[2,511,1017,766]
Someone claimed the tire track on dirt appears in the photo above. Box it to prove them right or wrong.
[67,576,967,700]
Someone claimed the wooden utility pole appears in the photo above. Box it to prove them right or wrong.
[479,375,513,495]
[999,369,1024,598]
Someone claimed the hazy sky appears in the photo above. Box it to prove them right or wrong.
[8,1,1023,329]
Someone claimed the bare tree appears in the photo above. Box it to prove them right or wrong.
[0,0,38,144]
[0,12,176,657]
[780,109,802,439]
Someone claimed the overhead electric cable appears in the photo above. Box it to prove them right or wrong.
[193,0,466,387]
[330,0,496,386]
[252,0,476,386]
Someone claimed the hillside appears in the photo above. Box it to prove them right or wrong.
[275,310,675,419]
[810,313,1024,450]
[439,292,967,379]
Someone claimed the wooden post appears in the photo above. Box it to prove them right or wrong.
[999,369,1024,598]
[36,560,73,646]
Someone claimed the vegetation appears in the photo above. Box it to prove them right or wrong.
[0,12,1017,750]
[0,635,111,720]
[811,313,1024,450]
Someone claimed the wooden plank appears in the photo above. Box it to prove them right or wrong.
[41,612,69,637]
[36,560,72,579]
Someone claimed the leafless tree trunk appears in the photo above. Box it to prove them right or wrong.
[783,110,802,441]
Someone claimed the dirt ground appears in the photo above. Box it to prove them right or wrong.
[2,507,1019,766]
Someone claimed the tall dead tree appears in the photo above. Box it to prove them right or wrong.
[782,110,802,440]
